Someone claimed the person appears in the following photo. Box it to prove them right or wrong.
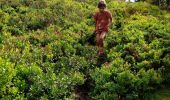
[94,1,112,56]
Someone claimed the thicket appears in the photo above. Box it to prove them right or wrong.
[0,0,169,99]
[138,0,170,9]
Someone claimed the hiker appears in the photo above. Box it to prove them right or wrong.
[94,1,112,55]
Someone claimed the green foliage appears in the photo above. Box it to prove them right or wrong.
[90,58,162,99]
[0,0,169,99]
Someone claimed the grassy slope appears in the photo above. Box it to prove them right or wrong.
[0,0,170,99]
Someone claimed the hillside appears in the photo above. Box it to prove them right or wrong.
[0,0,170,100]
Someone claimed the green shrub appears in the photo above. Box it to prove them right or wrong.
[0,0,170,99]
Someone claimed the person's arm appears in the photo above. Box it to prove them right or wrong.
[108,11,112,27]
[94,13,98,25]
[93,12,98,33]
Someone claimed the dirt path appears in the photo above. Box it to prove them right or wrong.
[74,52,109,100]
[75,75,92,100]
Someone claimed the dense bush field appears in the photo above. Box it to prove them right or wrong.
[0,0,170,99]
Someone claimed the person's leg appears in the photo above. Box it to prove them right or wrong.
[96,33,100,47]
[99,32,106,47]
[96,33,103,55]
[98,32,106,55]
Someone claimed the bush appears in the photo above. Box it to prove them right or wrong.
[0,0,170,99]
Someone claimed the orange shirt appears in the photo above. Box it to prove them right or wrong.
[94,10,112,34]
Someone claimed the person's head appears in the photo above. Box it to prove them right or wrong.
[98,1,106,12]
